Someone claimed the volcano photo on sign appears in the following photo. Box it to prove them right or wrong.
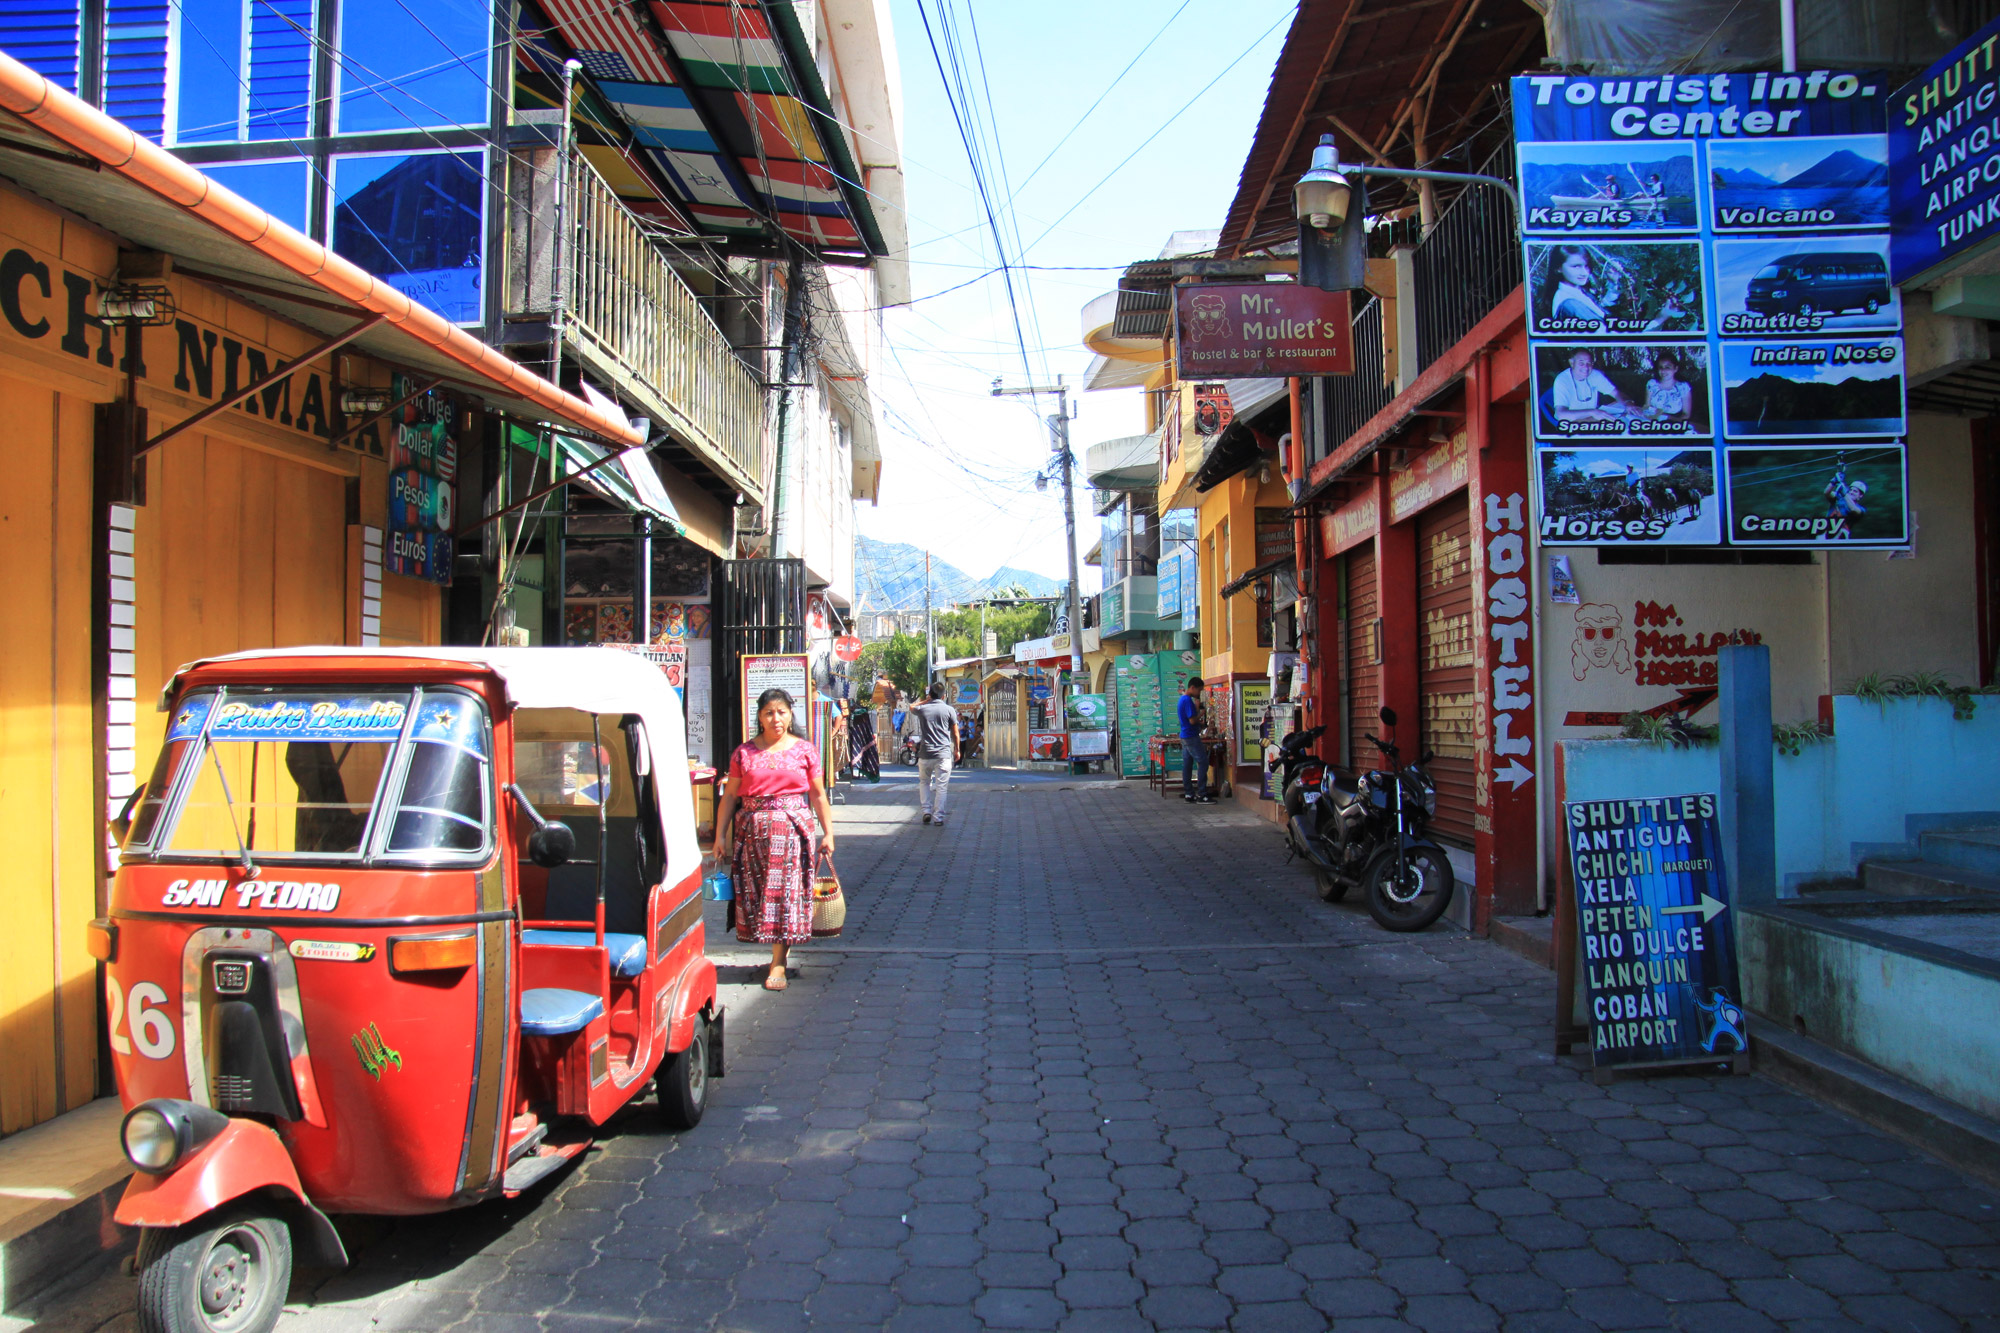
[1721,340,1905,438]
[1707,135,1889,232]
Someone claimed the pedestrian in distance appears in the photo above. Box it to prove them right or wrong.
[1179,675,1215,803]
[713,688,837,992]
[910,681,962,826]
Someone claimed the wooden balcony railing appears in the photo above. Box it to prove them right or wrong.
[507,143,764,494]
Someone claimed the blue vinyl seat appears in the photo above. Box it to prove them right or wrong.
[520,987,604,1036]
[521,928,647,977]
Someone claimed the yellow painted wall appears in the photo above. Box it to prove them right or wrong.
[1198,469,1292,684]
[0,369,102,1132]
[0,181,444,1134]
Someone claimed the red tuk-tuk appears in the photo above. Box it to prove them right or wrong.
[90,647,722,1333]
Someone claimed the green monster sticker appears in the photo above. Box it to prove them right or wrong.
[352,1023,403,1080]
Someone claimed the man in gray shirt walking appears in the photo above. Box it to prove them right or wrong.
[910,681,962,826]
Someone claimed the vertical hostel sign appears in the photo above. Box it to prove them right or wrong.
[385,374,456,583]
[1888,18,2000,283]
[1564,794,1745,1069]
[1514,73,1911,549]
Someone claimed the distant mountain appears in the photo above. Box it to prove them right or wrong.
[1525,155,1696,200]
[1711,167,1776,187]
[1783,149,1887,189]
[855,535,1062,613]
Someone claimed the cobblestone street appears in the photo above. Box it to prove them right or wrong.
[18,769,2000,1332]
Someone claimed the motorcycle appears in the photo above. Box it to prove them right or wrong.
[1275,706,1455,932]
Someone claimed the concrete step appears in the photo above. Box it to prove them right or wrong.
[1866,855,2000,899]
[1916,825,2000,877]
[1749,1016,2000,1195]
[1489,916,1553,970]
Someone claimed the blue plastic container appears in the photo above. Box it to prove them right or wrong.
[703,869,735,902]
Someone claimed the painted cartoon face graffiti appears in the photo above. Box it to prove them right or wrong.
[1573,603,1633,679]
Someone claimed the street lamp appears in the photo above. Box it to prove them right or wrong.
[1293,135,1351,234]
[1293,133,1523,293]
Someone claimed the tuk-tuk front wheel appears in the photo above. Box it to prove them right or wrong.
[659,1015,709,1131]
[135,1204,291,1333]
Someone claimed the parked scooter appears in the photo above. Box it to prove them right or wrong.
[1276,707,1455,932]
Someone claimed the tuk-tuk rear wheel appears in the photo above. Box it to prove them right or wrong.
[134,1204,291,1333]
[659,1016,709,1131]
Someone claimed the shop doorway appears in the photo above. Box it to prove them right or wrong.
[1344,542,1380,772]
[1417,498,1477,847]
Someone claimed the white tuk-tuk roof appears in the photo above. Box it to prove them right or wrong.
[166,647,702,869]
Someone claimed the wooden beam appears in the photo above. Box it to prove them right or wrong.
[1230,0,1366,257]
[136,313,387,457]
[1329,114,1393,167]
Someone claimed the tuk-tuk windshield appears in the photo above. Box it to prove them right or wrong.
[132,687,492,864]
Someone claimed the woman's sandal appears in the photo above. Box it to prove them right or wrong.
[764,967,788,992]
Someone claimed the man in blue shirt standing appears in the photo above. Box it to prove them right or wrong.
[1179,676,1214,803]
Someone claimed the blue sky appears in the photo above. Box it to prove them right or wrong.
[857,0,1296,593]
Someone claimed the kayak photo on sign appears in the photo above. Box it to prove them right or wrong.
[1519,139,1698,232]
[1526,240,1705,338]
[1720,340,1906,438]
[1726,444,1908,545]
[1533,343,1710,441]
[1537,446,1721,545]
[1707,134,1890,231]
[1712,235,1899,336]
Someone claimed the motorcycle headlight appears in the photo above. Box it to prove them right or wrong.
[1423,788,1438,817]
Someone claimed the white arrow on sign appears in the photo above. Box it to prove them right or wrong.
[1495,759,1534,790]
[1662,893,1727,923]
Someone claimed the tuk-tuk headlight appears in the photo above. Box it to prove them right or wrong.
[121,1099,229,1174]
[122,1107,178,1171]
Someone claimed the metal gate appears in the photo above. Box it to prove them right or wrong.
[1343,542,1380,772]
[715,558,806,749]
[987,676,1018,766]
[1417,497,1477,846]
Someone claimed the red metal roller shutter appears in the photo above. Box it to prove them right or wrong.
[1417,496,1477,847]
[1344,542,1380,773]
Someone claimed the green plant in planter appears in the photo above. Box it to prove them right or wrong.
[1771,719,1830,757]
[1620,711,1718,747]
[1847,670,1986,721]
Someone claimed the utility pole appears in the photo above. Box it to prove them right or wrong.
[924,548,934,690]
[991,376,1085,680]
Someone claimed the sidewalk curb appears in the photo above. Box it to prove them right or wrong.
[0,1179,130,1314]
[1748,1017,2000,1194]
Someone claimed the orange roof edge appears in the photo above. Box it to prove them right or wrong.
[0,51,645,447]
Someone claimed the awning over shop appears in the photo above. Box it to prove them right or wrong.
[0,55,643,448]
[555,434,684,530]
[1194,379,1291,493]
[1085,429,1163,491]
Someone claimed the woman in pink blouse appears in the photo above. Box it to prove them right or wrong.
[713,688,837,991]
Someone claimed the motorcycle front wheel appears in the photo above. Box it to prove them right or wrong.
[1365,844,1455,932]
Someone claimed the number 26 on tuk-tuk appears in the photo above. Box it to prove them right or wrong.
[89,647,724,1333]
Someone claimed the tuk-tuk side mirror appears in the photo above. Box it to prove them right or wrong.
[507,784,575,868]
[1378,706,1397,728]
[528,822,575,869]
[111,785,145,842]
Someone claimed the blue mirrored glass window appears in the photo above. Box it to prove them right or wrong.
[330,150,484,324]
[173,0,244,142]
[199,158,310,231]
[105,0,169,139]
[246,0,312,140]
[0,0,84,92]
[335,0,491,133]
